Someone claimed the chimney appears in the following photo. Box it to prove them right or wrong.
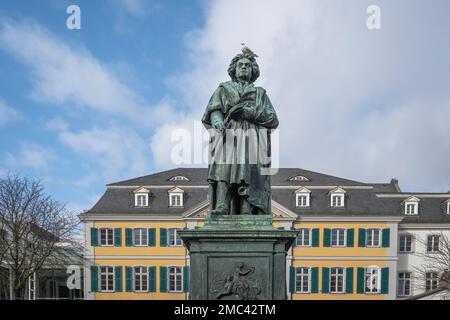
[391,178,401,192]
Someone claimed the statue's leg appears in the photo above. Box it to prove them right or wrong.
[240,197,252,215]
[211,181,230,215]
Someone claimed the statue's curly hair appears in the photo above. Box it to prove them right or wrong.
[227,53,260,83]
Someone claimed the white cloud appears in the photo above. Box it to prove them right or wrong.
[58,124,151,183]
[151,0,450,192]
[0,19,172,125]
[0,99,20,126]
[5,142,57,171]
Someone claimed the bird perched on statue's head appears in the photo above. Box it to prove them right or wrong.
[240,43,258,58]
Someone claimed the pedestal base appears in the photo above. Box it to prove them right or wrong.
[178,216,298,300]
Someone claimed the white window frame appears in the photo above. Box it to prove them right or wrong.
[329,267,345,294]
[135,193,148,207]
[99,228,114,247]
[170,175,189,181]
[296,228,312,247]
[99,266,115,292]
[398,234,413,253]
[366,228,381,248]
[397,272,412,297]
[134,266,148,292]
[132,228,148,247]
[168,228,182,247]
[331,194,345,207]
[405,202,418,215]
[331,228,346,247]
[296,194,310,207]
[295,267,311,293]
[169,193,183,207]
[425,272,439,291]
[426,235,440,253]
[365,266,381,294]
[168,266,183,293]
[446,201,450,215]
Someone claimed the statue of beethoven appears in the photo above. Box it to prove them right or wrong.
[202,47,279,215]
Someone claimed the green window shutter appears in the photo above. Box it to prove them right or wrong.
[90,228,98,247]
[148,266,156,292]
[90,266,98,292]
[125,228,133,247]
[125,266,133,292]
[183,266,190,293]
[160,266,167,292]
[289,266,296,293]
[148,228,156,247]
[311,267,319,293]
[381,267,389,294]
[382,229,390,248]
[114,228,122,247]
[322,267,330,294]
[323,229,331,247]
[346,229,354,247]
[357,267,365,294]
[345,267,354,293]
[358,229,366,247]
[115,266,122,292]
[312,229,320,247]
[160,228,167,247]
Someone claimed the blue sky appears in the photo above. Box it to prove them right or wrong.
[0,0,450,213]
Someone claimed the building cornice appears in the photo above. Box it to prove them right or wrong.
[399,223,450,229]
[377,194,450,198]
[296,216,403,222]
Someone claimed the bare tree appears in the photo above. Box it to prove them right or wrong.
[412,232,450,294]
[0,173,79,299]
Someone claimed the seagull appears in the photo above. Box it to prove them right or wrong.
[240,43,258,58]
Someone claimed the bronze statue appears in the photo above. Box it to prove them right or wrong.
[202,48,279,215]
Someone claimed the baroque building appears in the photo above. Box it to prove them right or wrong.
[80,168,450,300]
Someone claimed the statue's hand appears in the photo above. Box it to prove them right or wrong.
[212,118,225,130]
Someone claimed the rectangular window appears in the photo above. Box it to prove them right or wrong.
[133,228,148,246]
[168,229,182,247]
[427,235,440,252]
[366,229,381,247]
[296,228,311,246]
[331,195,344,207]
[134,266,148,292]
[135,194,148,207]
[168,266,183,292]
[399,235,412,253]
[99,266,114,292]
[99,228,114,246]
[296,195,309,207]
[170,194,182,207]
[447,202,450,215]
[425,272,439,291]
[330,267,345,293]
[331,228,346,247]
[295,267,310,293]
[397,272,411,296]
[365,267,380,293]
[405,203,417,215]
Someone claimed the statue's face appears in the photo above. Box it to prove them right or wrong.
[235,57,252,82]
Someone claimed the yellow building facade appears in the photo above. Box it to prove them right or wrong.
[80,168,407,300]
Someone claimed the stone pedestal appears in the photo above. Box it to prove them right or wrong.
[178,216,298,300]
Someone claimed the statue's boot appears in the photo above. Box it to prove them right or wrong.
[240,198,252,215]
[211,181,230,215]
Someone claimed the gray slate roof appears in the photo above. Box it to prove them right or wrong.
[86,168,450,223]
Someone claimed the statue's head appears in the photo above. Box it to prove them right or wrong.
[228,53,260,83]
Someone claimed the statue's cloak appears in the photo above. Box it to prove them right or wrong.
[202,80,279,214]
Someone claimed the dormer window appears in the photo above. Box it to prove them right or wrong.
[169,175,189,181]
[404,196,420,215]
[134,187,150,207]
[168,187,184,207]
[289,175,310,182]
[295,187,311,207]
[330,187,346,207]
[446,200,450,215]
